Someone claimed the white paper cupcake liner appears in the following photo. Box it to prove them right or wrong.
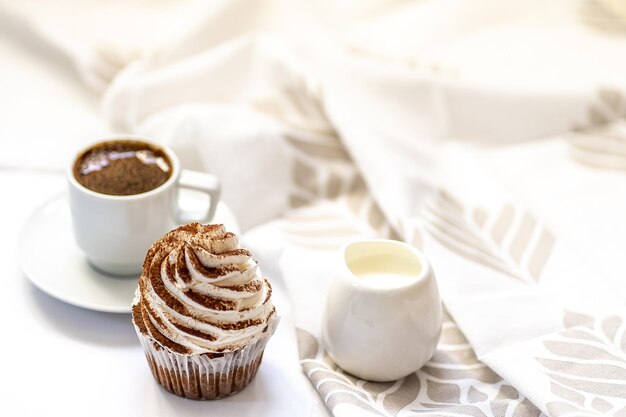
[135,315,279,400]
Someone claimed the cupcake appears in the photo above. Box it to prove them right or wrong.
[132,223,278,400]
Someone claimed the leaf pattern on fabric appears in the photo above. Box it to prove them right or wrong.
[424,190,555,284]
[568,124,626,171]
[538,313,626,416]
[563,310,595,329]
[260,77,364,213]
[340,174,403,240]
[578,1,626,34]
[296,327,319,361]
[296,308,544,417]
[281,190,402,252]
[569,87,626,171]
[411,312,543,417]
[262,82,404,241]
[288,138,358,211]
[381,374,421,413]
[280,203,376,250]
[579,88,626,127]
[252,76,334,135]
[283,188,544,415]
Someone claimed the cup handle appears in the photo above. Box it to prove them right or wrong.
[176,169,221,224]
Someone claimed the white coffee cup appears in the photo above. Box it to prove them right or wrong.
[322,239,443,382]
[68,136,220,276]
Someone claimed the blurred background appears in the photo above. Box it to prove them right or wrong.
[1,1,624,157]
[2,0,626,260]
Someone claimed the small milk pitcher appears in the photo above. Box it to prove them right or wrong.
[322,239,443,381]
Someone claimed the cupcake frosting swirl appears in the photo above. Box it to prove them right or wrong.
[132,223,275,355]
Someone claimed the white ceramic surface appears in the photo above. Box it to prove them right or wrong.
[322,239,443,382]
[18,193,239,313]
[68,136,221,276]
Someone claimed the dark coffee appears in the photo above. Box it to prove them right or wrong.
[73,140,172,196]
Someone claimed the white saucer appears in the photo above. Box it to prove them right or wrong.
[18,193,240,313]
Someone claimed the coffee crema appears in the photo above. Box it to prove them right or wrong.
[73,140,172,196]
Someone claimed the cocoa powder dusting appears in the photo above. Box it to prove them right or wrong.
[185,290,237,310]
[177,246,192,283]
[141,303,191,354]
[222,280,263,293]
[186,247,239,278]
[172,322,217,341]
[134,223,274,356]
[132,303,147,335]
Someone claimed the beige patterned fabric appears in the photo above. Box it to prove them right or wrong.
[265,78,626,414]
[296,312,541,417]
[569,89,626,171]
[270,120,548,416]
[539,312,626,416]
[278,197,544,417]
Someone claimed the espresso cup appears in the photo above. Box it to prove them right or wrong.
[322,239,443,381]
[68,136,220,276]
